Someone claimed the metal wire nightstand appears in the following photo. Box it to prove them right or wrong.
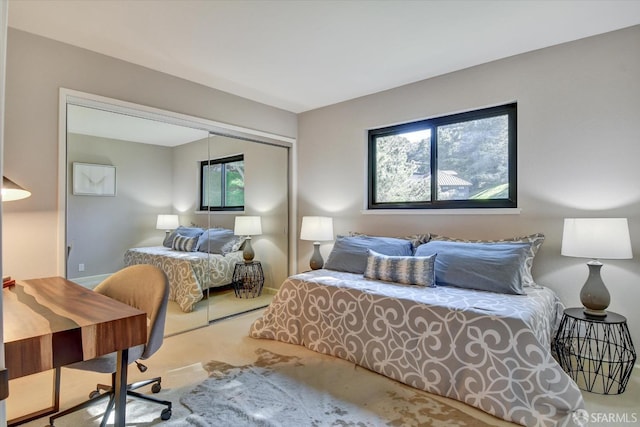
[232,261,264,298]
[553,308,636,394]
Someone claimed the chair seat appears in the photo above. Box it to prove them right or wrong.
[65,344,145,373]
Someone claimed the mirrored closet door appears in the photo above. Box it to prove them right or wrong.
[64,95,290,336]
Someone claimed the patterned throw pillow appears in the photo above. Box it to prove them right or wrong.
[364,249,436,287]
[172,234,199,252]
[163,226,204,248]
[428,233,544,286]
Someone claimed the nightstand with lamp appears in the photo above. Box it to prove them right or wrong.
[232,216,264,298]
[553,218,636,394]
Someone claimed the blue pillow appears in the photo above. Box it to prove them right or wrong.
[414,240,531,295]
[196,228,239,254]
[364,249,436,287]
[324,235,413,274]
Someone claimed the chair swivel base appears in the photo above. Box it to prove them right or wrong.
[47,375,172,427]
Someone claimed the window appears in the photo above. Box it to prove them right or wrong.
[200,154,244,211]
[368,103,516,210]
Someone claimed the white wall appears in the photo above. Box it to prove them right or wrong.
[67,133,174,278]
[3,28,296,279]
[297,26,640,350]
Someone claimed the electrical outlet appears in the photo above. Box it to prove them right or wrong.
[79,263,85,272]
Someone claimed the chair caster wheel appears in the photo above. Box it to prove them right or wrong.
[152,383,161,393]
[89,390,101,399]
[161,408,172,420]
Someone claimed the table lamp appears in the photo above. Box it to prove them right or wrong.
[2,176,31,201]
[156,214,179,237]
[300,216,334,270]
[234,216,262,262]
[561,218,633,317]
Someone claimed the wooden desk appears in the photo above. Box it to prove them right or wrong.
[3,277,147,426]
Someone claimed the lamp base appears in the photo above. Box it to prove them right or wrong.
[309,242,324,270]
[580,261,610,318]
[583,308,608,318]
[243,237,255,263]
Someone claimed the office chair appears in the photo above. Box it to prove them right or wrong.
[48,265,172,426]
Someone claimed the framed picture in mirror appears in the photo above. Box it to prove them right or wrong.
[73,162,116,196]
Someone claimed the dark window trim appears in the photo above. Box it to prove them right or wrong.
[199,154,245,211]
[368,103,517,210]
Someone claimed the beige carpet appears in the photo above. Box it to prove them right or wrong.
[164,288,274,336]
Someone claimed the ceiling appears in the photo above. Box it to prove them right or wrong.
[67,105,209,147]
[8,1,640,114]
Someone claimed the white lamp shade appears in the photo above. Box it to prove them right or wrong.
[234,216,262,236]
[561,218,632,260]
[300,216,334,242]
[2,176,31,202]
[156,214,180,230]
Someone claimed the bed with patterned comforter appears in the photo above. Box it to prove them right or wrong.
[124,246,243,312]
[249,269,586,427]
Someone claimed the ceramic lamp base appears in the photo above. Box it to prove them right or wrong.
[580,261,610,317]
[309,242,324,270]
[243,237,255,262]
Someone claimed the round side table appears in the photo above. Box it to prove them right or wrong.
[553,308,636,394]
[232,261,264,298]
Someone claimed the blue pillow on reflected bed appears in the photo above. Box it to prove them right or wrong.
[324,235,414,274]
[196,228,240,255]
[414,240,531,295]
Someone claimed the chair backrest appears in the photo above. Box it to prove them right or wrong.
[94,264,169,359]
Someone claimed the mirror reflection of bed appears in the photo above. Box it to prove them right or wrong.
[64,98,289,336]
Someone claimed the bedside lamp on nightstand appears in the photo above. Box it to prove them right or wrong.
[234,216,262,262]
[561,218,633,317]
[300,216,334,270]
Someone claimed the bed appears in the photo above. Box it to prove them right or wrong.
[124,226,244,312]
[249,234,586,427]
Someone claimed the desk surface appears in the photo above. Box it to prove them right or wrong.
[3,277,147,380]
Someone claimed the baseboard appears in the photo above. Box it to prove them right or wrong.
[69,273,111,289]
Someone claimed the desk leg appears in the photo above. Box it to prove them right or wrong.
[113,349,128,427]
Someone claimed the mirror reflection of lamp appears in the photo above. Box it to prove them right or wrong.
[2,176,32,287]
[234,216,262,262]
[561,218,633,318]
[156,214,180,237]
[300,216,334,270]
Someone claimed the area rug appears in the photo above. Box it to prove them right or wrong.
[37,348,500,426]
[174,348,496,427]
